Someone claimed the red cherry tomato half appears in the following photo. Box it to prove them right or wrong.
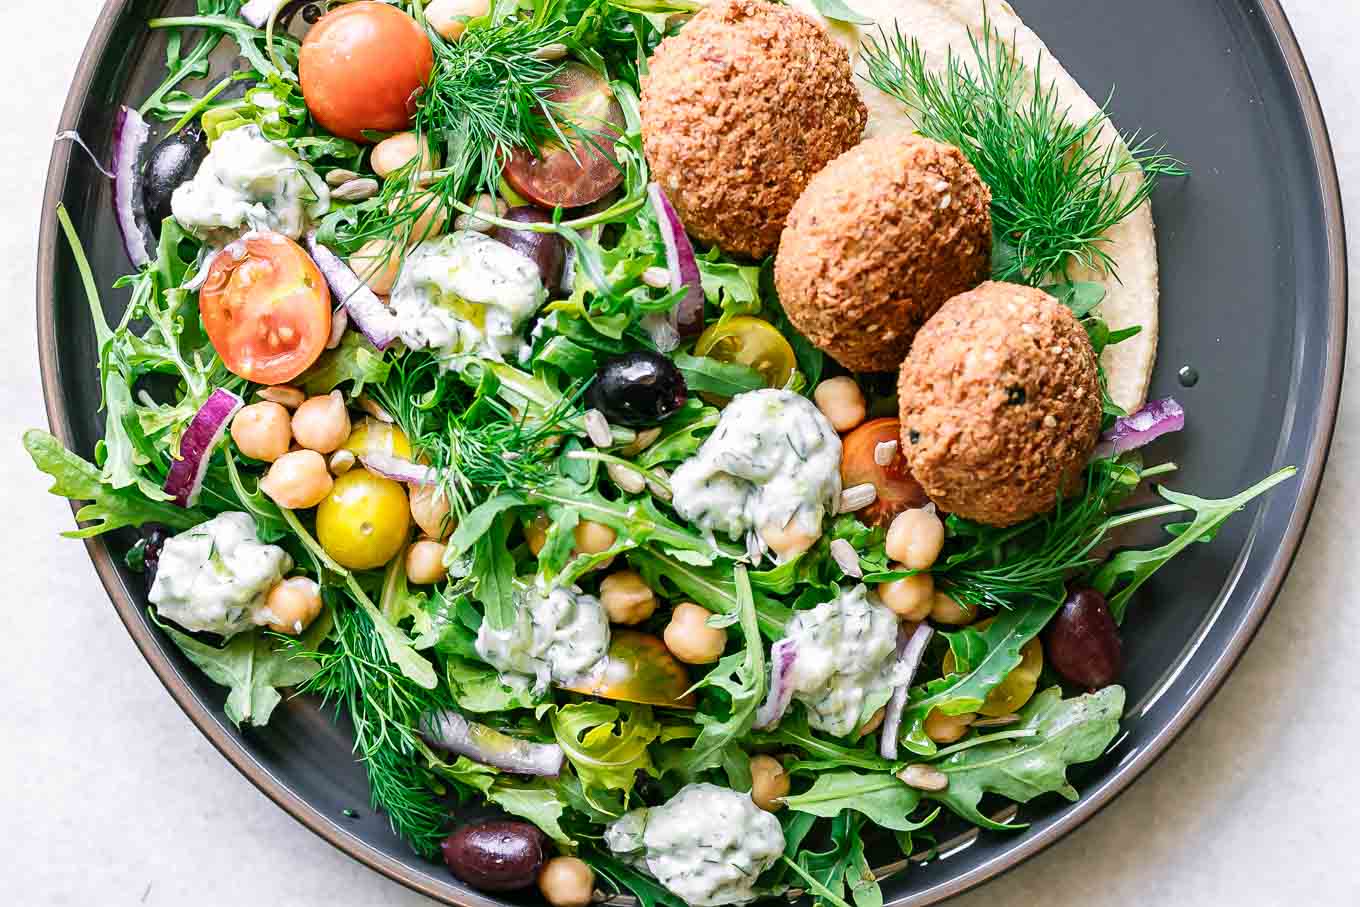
[199,232,331,385]
[841,417,929,527]
[502,63,626,208]
[299,2,433,142]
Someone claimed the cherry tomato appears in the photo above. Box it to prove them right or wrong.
[316,469,412,570]
[943,621,1043,717]
[299,2,433,142]
[840,418,929,527]
[199,232,331,385]
[343,418,413,459]
[502,64,625,208]
[694,316,797,391]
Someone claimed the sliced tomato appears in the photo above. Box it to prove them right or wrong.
[199,232,331,385]
[502,64,625,208]
[841,417,929,527]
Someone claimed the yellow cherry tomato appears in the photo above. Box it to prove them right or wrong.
[942,621,1044,717]
[343,418,413,459]
[316,469,411,569]
[694,316,797,391]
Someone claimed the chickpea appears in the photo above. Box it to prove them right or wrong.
[389,190,448,245]
[291,391,352,454]
[425,0,491,41]
[885,507,946,570]
[929,590,975,626]
[574,520,617,555]
[371,131,439,179]
[230,401,292,462]
[924,708,976,744]
[406,539,450,585]
[350,239,402,295]
[537,856,595,907]
[259,449,334,509]
[410,484,454,540]
[760,519,819,561]
[813,376,867,432]
[877,570,935,621]
[260,576,323,635]
[525,512,551,555]
[748,754,790,812]
[857,707,886,736]
[599,570,657,625]
[455,193,508,232]
[664,602,727,665]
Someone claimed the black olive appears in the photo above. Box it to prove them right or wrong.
[134,524,172,589]
[142,127,208,237]
[441,820,546,892]
[586,352,688,427]
[1044,587,1123,690]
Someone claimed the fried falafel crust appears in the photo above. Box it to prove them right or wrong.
[898,282,1102,527]
[640,0,866,259]
[775,133,991,372]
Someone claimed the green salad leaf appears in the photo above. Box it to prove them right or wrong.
[487,780,571,843]
[299,332,391,398]
[783,770,936,833]
[809,0,873,25]
[547,701,661,798]
[926,686,1124,830]
[446,655,540,712]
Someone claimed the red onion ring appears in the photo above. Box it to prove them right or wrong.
[360,452,439,486]
[753,638,799,730]
[880,622,934,761]
[164,388,243,507]
[646,182,704,339]
[424,710,564,776]
[112,106,152,268]
[1093,397,1186,459]
[303,231,401,350]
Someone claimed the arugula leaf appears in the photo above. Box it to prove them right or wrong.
[809,0,873,24]
[470,512,518,630]
[156,615,328,728]
[782,770,935,832]
[446,655,541,712]
[446,492,524,562]
[299,332,391,398]
[698,247,762,318]
[672,352,766,399]
[586,849,689,907]
[1091,467,1296,620]
[678,566,765,774]
[547,702,660,798]
[26,430,205,538]
[631,547,791,639]
[487,780,570,844]
[899,602,1060,755]
[379,548,435,645]
[752,707,896,774]
[926,686,1124,830]
[636,402,720,468]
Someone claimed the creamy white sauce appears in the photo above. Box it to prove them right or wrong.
[605,783,785,906]
[389,231,547,365]
[474,585,610,692]
[784,584,906,737]
[670,389,842,562]
[170,124,329,243]
[148,512,293,638]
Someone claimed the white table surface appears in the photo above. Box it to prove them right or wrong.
[2,1,1356,904]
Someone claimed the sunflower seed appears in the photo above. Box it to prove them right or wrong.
[971,714,1021,728]
[839,482,878,513]
[328,449,356,476]
[621,427,662,457]
[531,42,569,61]
[896,764,948,792]
[874,439,898,466]
[357,394,394,423]
[830,538,862,578]
[327,305,348,349]
[332,177,380,202]
[641,266,672,288]
[325,168,360,187]
[606,461,646,494]
[646,466,672,501]
[455,194,507,232]
[584,409,612,447]
[257,385,304,409]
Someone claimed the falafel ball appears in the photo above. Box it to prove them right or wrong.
[898,282,1102,527]
[775,134,992,373]
[640,0,866,259]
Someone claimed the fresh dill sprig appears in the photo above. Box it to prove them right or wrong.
[861,17,1185,283]
[288,596,454,857]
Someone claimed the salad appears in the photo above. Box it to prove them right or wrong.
[32,0,1296,905]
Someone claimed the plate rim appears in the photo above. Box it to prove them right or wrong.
[34,1,1348,904]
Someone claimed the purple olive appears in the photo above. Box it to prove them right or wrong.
[441,820,546,892]
[491,206,565,290]
[587,351,688,427]
[1044,587,1123,690]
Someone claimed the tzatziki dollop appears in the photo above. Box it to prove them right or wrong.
[784,584,907,737]
[148,511,294,637]
[170,124,329,243]
[474,585,610,692]
[389,231,546,364]
[605,782,785,906]
[670,388,842,562]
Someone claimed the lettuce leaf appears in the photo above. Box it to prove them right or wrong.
[546,701,660,797]
[782,770,936,832]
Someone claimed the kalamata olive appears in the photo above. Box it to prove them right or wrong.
[142,127,208,236]
[441,820,546,892]
[491,207,565,289]
[1044,587,1123,689]
[136,523,172,589]
[586,352,688,427]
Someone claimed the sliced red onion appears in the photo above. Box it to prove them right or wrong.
[112,106,152,268]
[304,230,401,350]
[424,710,564,776]
[239,0,285,27]
[360,452,439,486]
[1093,397,1186,460]
[647,183,704,339]
[754,638,799,730]
[880,623,934,760]
[164,388,243,507]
